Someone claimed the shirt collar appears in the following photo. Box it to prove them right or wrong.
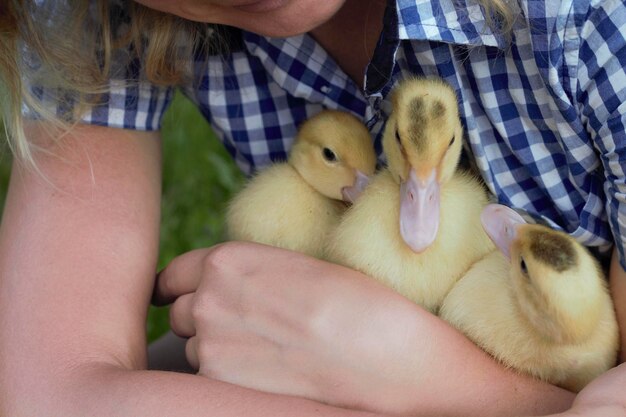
[363,0,518,95]
[396,0,514,49]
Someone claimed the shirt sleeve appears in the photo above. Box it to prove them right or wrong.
[23,53,174,131]
[577,0,626,270]
[81,79,174,131]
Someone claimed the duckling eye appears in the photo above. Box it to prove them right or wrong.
[395,129,405,153]
[520,257,528,276]
[322,147,337,162]
[448,136,455,148]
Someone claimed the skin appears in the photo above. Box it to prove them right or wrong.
[0,124,376,417]
[133,0,385,86]
[155,242,576,417]
[1,0,624,416]
[132,0,345,38]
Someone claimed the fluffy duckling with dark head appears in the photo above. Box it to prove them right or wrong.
[227,109,377,259]
[326,77,494,313]
[440,204,619,392]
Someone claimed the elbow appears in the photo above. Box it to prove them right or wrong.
[1,353,141,416]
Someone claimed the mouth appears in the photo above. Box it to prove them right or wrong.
[232,0,288,13]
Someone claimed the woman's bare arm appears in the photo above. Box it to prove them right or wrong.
[157,241,576,417]
[0,123,376,417]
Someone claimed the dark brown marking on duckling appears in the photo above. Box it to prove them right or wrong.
[527,230,578,272]
[431,100,446,120]
[406,96,447,152]
[408,96,425,115]
[408,97,426,145]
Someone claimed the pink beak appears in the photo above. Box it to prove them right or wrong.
[480,204,527,259]
[341,170,370,203]
[399,169,440,253]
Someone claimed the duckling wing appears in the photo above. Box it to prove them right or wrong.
[440,251,528,365]
[440,250,619,392]
[227,164,343,258]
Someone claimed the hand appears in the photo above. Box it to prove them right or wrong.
[529,362,626,417]
[154,241,431,413]
[154,241,577,417]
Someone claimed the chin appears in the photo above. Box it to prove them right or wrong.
[226,0,344,37]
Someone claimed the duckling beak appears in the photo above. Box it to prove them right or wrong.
[399,169,439,253]
[481,204,527,259]
[341,170,370,203]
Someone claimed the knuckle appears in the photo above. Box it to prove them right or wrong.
[170,312,187,337]
[158,272,174,298]
[155,269,173,298]
[202,241,258,273]
[169,299,190,334]
[196,339,212,359]
[201,245,225,271]
[169,307,181,332]
[190,291,226,327]
[196,343,225,377]
[203,242,240,270]
[201,242,256,290]
[190,296,211,324]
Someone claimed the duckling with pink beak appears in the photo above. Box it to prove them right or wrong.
[385,78,466,253]
[227,109,377,260]
[326,77,495,312]
[441,203,619,391]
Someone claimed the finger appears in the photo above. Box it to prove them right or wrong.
[169,292,197,338]
[153,248,211,305]
[185,336,200,371]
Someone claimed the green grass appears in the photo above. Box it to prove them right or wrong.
[0,92,245,343]
[148,92,245,341]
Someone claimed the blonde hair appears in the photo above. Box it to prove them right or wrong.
[1,0,218,165]
[479,0,517,40]
[0,0,514,166]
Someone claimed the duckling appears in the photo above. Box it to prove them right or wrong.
[439,204,619,392]
[325,77,494,313]
[226,109,377,259]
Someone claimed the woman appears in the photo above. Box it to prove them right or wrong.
[0,0,624,416]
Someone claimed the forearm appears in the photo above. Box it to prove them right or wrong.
[154,241,575,417]
[6,363,377,417]
[360,302,575,417]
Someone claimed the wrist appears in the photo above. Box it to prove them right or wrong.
[324,301,441,415]
[308,291,432,414]
[343,304,574,417]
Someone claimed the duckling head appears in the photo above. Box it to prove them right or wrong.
[382,77,464,252]
[481,204,606,344]
[289,110,377,202]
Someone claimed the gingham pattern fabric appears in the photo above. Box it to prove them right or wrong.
[29,0,626,269]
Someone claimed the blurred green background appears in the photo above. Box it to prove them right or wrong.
[0,92,245,343]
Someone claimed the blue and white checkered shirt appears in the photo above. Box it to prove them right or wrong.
[36,0,626,269]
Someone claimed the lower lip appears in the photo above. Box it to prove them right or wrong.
[233,0,288,13]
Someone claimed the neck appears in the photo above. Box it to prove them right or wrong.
[309,0,386,89]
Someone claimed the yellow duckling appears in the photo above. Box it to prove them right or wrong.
[325,77,494,313]
[226,109,377,259]
[439,204,619,392]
